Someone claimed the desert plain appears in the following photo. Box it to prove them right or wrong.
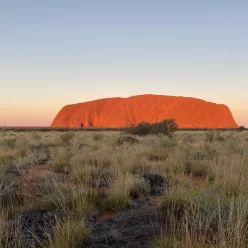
[0,127,248,248]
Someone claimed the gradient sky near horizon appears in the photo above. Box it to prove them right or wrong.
[1,0,247,127]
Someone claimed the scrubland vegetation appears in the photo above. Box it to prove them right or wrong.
[0,126,248,247]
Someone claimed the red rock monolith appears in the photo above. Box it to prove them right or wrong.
[51,94,238,128]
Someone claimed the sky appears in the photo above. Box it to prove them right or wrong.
[0,0,247,127]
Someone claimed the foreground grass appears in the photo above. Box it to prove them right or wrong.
[47,218,90,248]
[0,129,248,247]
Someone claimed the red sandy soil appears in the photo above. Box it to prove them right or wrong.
[18,164,51,188]
[51,94,238,128]
[97,211,117,221]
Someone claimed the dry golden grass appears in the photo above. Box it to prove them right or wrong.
[0,129,248,247]
[47,219,90,248]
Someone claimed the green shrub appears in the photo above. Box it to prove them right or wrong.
[128,119,178,137]
[128,121,152,136]
[151,119,178,137]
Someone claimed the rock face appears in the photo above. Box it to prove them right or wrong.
[51,94,238,128]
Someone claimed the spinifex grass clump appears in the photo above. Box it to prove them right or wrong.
[46,218,91,248]
[186,187,248,247]
[184,160,214,180]
[31,175,73,212]
[49,146,71,173]
[31,177,98,237]
[14,149,48,169]
[159,190,194,219]
[99,173,150,211]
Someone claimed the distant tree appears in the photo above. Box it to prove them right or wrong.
[238,126,246,132]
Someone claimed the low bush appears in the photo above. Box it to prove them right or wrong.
[128,121,152,136]
[184,161,213,179]
[128,119,178,137]
[13,149,48,170]
[159,191,193,219]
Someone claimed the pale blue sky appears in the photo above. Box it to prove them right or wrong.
[0,0,247,126]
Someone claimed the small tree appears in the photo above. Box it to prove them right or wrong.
[151,119,178,138]
[238,126,246,132]
[128,121,152,136]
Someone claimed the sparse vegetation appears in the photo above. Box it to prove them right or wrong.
[0,128,248,247]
